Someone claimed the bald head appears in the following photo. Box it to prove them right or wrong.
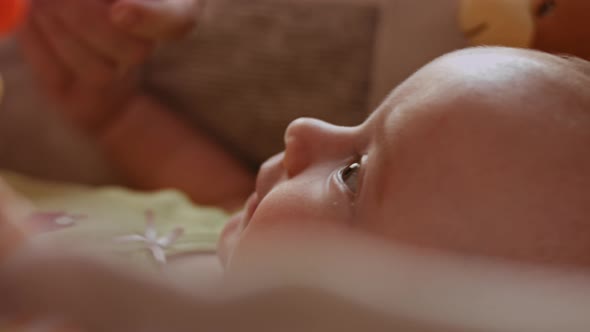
[370,47,590,266]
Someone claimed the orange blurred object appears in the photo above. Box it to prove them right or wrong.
[0,0,28,37]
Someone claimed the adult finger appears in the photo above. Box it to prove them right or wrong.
[16,13,72,102]
[111,0,201,40]
[58,76,139,133]
[35,0,152,65]
[32,11,118,87]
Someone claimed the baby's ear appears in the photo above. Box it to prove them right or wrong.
[532,0,590,61]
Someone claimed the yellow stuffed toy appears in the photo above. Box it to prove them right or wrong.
[460,0,535,48]
[460,0,590,61]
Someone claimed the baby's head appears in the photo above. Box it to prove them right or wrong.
[220,47,590,269]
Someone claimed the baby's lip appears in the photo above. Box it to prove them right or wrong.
[242,192,260,230]
[218,192,260,266]
[218,211,243,267]
[255,153,285,206]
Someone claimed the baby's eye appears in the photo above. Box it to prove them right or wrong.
[339,159,362,194]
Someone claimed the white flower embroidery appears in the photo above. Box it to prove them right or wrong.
[26,211,85,233]
[115,210,184,264]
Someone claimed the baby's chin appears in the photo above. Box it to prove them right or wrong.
[217,211,244,267]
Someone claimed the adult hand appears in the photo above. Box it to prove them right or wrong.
[16,0,202,133]
[111,0,202,40]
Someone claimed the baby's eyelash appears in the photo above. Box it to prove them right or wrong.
[338,156,364,195]
[341,162,361,180]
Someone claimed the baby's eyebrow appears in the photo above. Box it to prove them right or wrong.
[374,115,388,150]
[373,102,396,150]
[372,108,395,205]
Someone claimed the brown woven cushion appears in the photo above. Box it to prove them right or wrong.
[144,0,377,167]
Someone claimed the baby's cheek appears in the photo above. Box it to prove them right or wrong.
[246,192,309,234]
[248,183,340,232]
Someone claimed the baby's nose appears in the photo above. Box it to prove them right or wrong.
[283,118,355,177]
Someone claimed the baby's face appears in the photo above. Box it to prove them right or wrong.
[219,47,590,269]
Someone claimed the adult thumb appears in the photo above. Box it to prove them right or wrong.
[110,0,202,40]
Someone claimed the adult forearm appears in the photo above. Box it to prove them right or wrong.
[98,95,254,208]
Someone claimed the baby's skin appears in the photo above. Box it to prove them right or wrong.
[221,47,590,269]
[1,47,590,331]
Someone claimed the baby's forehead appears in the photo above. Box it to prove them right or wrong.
[374,48,590,161]
[436,48,590,95]
[374,48,590,142]
[403,48,590,121]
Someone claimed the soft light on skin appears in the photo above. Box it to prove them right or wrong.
[220,47,590,270]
